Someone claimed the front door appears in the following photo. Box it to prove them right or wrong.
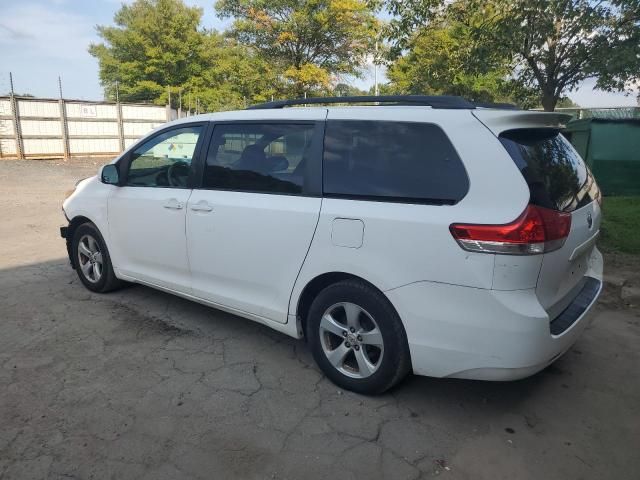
[187,121,324,322]
[108,124,206,293]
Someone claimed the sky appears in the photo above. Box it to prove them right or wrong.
[0,0,637,107]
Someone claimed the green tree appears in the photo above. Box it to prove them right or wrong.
[215,0,378,95]
[468,0,640,111]
[89,0,280,111]
[384,0,442,55]
[334,82,367,96]
[386,15,536,106]
[556,97,580,108]
[182,31,282,111]
[89,0,205,103]
[385,0,640,111]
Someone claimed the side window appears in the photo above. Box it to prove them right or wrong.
[203,123,315,194]
[127,125,203,188]
[323,121,469,204]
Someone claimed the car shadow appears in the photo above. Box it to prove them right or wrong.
[0,256,578,411]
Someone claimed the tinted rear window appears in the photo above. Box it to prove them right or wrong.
[323,120,469,204]
[203,123,315,194]
[500,129,599,212]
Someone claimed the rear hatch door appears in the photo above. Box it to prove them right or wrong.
[474,110,602,316]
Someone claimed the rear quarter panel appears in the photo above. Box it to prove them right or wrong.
[289,108,531,316]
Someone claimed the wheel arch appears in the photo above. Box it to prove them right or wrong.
[65,215,96,269]
[295,271,402,340]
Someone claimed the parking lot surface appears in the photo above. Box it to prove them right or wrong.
[1,158,639,480]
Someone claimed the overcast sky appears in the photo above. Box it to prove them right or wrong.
[0,0,637,107]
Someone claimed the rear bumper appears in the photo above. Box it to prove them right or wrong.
[386,249,603,380]
[550,277,601,335]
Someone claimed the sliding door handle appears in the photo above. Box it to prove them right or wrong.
[163,198,184,210]
[190,201,213,212]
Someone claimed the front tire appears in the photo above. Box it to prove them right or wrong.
[307,279,411,394]
[71,222,123,293]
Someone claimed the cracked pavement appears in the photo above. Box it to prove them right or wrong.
[1,158,639,479]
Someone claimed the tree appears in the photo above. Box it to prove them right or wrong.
[470,0,640,111]
[385,15,537,106]
[89,0,279,111]
[215,0,378,95]
[556,97,580,108]
[384,0,640,111]
[384,0,442,56]
[334,82,367,96]
[89,0,205,103]
[182,32,281,110]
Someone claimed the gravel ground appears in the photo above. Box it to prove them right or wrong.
[1,158,639,480]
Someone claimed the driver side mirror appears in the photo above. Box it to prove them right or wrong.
[101,164,120,185]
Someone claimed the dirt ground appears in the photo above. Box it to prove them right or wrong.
[1,158,639,480]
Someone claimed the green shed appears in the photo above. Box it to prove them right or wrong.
[564,118,640,196]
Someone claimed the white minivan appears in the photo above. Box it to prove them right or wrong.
[61,96,603,394]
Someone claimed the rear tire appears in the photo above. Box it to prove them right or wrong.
[306,279,411,395]
[71,222,123,293]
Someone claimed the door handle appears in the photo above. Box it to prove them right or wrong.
[163,198,184,210]
[190,201,213,213]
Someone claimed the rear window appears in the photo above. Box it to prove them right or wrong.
[323,120,469,204]
[500,129,599,212]
[203,123,315,195]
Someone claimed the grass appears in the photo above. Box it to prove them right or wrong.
[599,196,640,255]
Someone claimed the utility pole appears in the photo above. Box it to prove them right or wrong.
[166,87,171,120]
[178,88,182,118]
[58,76,70,160]
[164,86,171,121]
[9,72,24,159]
[374,39,379,96]
[115,80,125,152]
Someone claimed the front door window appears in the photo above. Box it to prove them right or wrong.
[127,126,203,188]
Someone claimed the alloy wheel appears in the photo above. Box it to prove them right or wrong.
[319,302,384,379]
[77,234,103,283]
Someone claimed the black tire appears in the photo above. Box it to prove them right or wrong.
[306,279,411,395]
[71,222,123,293]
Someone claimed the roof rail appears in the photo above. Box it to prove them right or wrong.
[247,95,476,110]
[473,101,520,110]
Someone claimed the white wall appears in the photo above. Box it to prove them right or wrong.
[0,97,177,158]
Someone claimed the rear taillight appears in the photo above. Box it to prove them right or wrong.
[450,204,571,255]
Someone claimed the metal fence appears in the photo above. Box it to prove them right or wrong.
[554,106,640,120]
[0,96,178,159]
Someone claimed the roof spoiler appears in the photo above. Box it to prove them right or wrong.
[472,110,574,135]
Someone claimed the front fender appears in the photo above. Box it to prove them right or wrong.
[62,176,114,265]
